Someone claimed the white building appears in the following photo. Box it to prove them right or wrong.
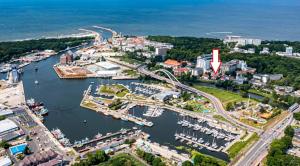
[260,47,270,54]
[196,54,212,73]
[0,156,12,166]
[155,47,168,56]
[95,62,120,70]
[0,119,18,136]
[286,46,293,56]
[224,35,261,46]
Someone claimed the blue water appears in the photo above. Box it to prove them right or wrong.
[0,0,300,41]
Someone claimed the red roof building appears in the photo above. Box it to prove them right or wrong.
[163,59,181,69]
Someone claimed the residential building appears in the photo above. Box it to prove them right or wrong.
[221,60,249,73]
[163,59,181,69]
[173,68,190,76]
[224,35,261,46]
[251,74,283,87]
[274,85,294,95]
[155,47,168,56]
[286,46,293,55]
[260,47,270,54]
[196,54,212,73]
[191,68,203,77]
[235,73,247,85]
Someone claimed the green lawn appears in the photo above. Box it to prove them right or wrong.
[99,153,145,166]
[227,133,259,159]
[123,69,139,77]
[99,84,129,98]
[120,56,143,65]
[193,85,252,106]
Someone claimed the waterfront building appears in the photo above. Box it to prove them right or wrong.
[224,35,261,46]
[8,68,19,84]
[196,54,211,73]
[0,119,18,136]
[274,85,294,95]
[60,53,73,65]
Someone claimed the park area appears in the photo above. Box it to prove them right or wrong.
[193,85,251,107]
[98,84,130,98]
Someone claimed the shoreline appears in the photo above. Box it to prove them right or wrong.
[0,29,96,42]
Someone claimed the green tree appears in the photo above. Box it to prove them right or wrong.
[0,141,10,149]
[182,160,193,166]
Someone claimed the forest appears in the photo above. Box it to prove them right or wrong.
[0,37,93,63]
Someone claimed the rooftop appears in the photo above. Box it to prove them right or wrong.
[95,61,120,70]
[0,119,18,134]
[164,59,181,66]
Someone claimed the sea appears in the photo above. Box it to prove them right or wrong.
[0,0,300,41]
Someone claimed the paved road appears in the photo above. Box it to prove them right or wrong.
[138,67,262,134]
[235,112,294,166]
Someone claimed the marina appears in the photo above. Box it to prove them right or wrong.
[0,39,231,161]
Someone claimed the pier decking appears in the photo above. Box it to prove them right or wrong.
[175,133,223,152]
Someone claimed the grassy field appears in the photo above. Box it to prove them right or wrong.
[120,56,143,65]
[213,115,232,124]
[193,85,251,106]
[99,84,129,98]
[123,69,139,77]
[99,153,145,166]
[227,133,259,159]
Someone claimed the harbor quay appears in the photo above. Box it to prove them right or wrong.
[72,128,148,155]
[78,82,244,155]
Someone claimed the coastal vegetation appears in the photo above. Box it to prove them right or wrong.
[136,148,166,166]
[0,37,93,63]
[227,133,259,159]
[191,150,227,166]
[175,147,227,166]
[266,126,300,166]
[147,36,229,61]
[99,153,145,166]
[72,150,143,166]
[0,115,6,121]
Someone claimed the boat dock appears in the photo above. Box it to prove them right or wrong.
[174,133,223,152]
[80,87,153,127]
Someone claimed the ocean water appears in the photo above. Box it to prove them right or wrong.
[0,0,300,41]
